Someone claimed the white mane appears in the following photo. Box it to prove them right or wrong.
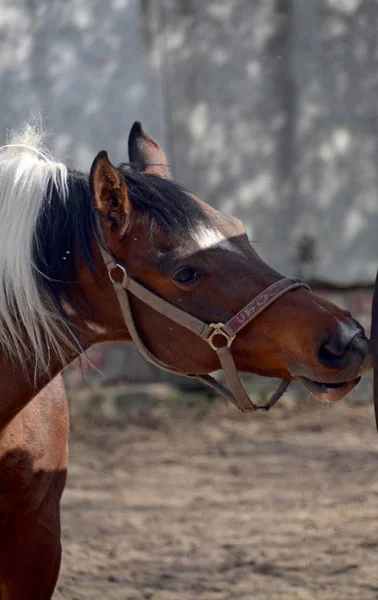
[0,123,71,375]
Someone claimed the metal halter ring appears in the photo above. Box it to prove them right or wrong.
[108,262,128,284]
[206,323,236,351]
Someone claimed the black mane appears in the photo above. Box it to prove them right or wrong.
[33,165,210,321]
[118,164,209,236]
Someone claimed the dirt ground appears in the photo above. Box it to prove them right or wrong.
[54,399,378,600]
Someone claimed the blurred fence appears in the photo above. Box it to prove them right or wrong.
[1,0,377,387]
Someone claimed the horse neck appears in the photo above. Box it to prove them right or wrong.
[0,334,94,434]
[0,247,136,434]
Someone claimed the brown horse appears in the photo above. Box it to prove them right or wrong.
[0,121,371,599]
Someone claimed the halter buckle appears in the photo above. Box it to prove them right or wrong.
[207,323,236,351]
[108,262,128,285]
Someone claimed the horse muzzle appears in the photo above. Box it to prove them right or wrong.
[293,332,372,402]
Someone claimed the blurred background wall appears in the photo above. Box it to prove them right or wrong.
[1,0,377,387]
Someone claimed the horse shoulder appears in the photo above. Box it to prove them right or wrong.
[0,375,69,545]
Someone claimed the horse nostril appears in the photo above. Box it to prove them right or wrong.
[318,334,349,365]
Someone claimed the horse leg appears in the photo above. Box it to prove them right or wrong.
[0,376,69,600]
[0,481,65,600]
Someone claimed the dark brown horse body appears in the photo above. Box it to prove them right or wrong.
[0,122,371,598]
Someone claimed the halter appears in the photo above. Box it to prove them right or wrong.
[96,227,310,413]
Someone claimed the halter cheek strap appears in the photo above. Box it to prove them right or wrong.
[97,231,310,413]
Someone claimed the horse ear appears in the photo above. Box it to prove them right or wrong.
[90,151,130,226]
[128,121,171,179]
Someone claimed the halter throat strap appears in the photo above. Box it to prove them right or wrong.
[97,231,309,412]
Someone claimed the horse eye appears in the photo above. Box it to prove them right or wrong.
[173,266,201,286]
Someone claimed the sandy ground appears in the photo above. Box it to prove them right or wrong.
[54,400,378,600]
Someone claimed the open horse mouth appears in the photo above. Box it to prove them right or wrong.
[298,376,361,402]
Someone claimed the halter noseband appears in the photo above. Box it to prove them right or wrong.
[97,228,310,413]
